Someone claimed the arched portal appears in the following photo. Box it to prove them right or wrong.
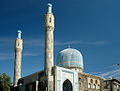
[63,79,73,91]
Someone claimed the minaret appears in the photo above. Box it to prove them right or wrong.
[44,4,54,91]
[14,30,23,86]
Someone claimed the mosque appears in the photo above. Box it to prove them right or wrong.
[12,4,120,91]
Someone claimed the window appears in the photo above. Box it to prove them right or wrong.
[17,43,19,46]
[90,79,93,83]
[49,17,51,23]
[79,78,81,81]
[88,83,91,88]
[95,80,98,84]
[93,84,96,89]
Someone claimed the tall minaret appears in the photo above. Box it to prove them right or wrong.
[44,3,54,91]
[14,30,23,86]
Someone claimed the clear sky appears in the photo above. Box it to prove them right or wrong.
[0,0,120,81]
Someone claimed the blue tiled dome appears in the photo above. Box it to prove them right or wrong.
[56,48,83,69]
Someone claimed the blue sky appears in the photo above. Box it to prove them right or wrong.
[0,0,120,81]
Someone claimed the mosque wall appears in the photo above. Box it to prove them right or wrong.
[54,66,79,91]
[78,73,104,91]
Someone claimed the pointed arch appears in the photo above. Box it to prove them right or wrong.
[63,79,73,91]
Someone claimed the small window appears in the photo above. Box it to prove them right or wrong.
[90,79,93,83]
[79,78,81,81]
[49,17,51,23]
[93,84,96,89]
[17,43,19,46]
[95,80,98,84]
[88,83,91,88]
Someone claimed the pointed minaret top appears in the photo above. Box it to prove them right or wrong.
[47,3,52,13]
[68,44,71,48]
[17,30,22,39]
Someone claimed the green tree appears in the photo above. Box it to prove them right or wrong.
[0,73,11,91]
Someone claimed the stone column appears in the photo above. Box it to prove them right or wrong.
[36,81,39,91]
[14,30,23,86]
[44,4,54,91]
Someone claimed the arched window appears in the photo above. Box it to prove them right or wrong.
[90,79,93,83]
[93,84,96,89]
[88,83,91,88]
[63,79,73,91]
[95,80,98,84]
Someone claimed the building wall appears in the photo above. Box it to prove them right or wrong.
[103,79,120,91]
[12,67,120,91]
[78,73,104,91]
[54,66,79,91]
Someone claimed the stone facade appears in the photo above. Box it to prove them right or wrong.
[78,72,104,91]
[44,4,55,91]
[13,66,120,91]
[14,37,23,86]
[103,78,120,91]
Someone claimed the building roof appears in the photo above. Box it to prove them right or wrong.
[56,48,83,69]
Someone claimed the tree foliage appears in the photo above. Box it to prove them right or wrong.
[0,73,11,91]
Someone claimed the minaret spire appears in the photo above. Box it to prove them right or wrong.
[17,30,22,39]
[44,3,54,91]
[13,30,23,86]
[47,3,52,13]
